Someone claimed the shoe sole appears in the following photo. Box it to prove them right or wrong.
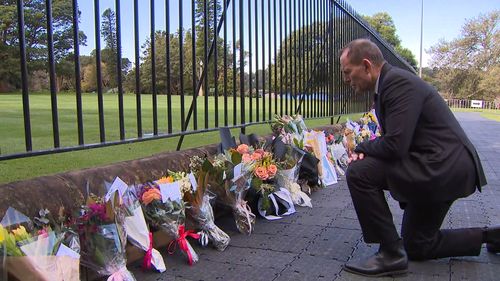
[343,265,409,277]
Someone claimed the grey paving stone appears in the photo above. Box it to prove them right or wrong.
[451,260,500,281]
[203,246,296,269]
[275,254,344,281]
[329,217,362,230]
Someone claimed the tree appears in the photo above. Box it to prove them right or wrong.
[428,10,499,100]
[101,8,118,89]
[0,0,87,91]
[363,12,417,69]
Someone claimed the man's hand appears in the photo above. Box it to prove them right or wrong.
[347,152,365,164]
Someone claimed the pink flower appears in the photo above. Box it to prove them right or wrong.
[242,153,252,163]
[236,144,249,154]
[251,152,262,161]
[37,228,49,238]
[255,148,265,155]
[89,203,107,221]
[254,166,269,180]
[267,164,278,178]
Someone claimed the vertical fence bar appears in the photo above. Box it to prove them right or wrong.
[191,0,197,130]
[17,0,32,152]
[239,0,245,134]
[223,0,228,126]
[45,0,60,148]
[284,0,288,115]
[166,0,172,134]
[232,0,237,126]
[248,0,253,123]
[72,0,84,145]
[214,0,219,127]
[134,0,142,137]
[290,0,297,114]
[278,0,283,115]
[261,0,266,121]
[115,0,125,140]
[273,0,277,115]
[151,0,158,135]
[94,0,105,142]
[255,0,259,122]
[268,0,272,119]
[204,0,209,129]
[179,0,185,131]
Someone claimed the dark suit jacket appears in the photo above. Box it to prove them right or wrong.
[354,63,487,202]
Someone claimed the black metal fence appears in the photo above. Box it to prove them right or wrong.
[0,0,414,160]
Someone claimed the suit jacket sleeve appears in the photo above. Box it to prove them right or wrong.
[354,71,423,160]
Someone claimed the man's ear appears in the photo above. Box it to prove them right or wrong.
[362,59,372,73]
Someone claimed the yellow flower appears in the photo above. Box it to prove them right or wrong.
[0,224,5,243]
[12,225,31,242]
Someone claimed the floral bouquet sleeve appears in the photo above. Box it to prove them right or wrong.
[1,207,81,281]
[205,148,256,235]
[75,193,135,281]
[184,156,231,251]
[111,178,167,273]
[137,172,199,265]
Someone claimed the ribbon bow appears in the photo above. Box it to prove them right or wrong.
[168,225,200,265]
[142,232,153,270]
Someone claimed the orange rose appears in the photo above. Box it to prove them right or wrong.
[267,164,278,178]
[254,166,269,180]
[142,188,162,205]
[236,144,249,154]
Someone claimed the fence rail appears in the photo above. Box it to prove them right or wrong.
[0,0,414,160]
[445,99,499,110]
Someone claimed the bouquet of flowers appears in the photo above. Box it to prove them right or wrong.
[247,145,296,220]
[206,144,256,235]
[274,143,312,208]
[325,128,350,176]
[103,177,168,273]
[1,207,80,281]
[304,130,338,187]
[185,156,231,251]
[75,192,135,281]
[271,114,307,144]
[137,172,199,265]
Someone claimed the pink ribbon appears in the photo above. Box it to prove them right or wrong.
[168,225,200,265]
[142,232,153,270]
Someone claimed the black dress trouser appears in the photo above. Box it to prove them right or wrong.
[345,156,483,260]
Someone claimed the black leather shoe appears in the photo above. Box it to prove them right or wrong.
[344,240,408,277]
[485,226,500,253]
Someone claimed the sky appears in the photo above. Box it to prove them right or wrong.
[77,0,499,69]
[347,0,499,67]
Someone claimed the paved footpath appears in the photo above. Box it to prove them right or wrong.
[130,112,500,281]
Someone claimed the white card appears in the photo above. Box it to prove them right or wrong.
[56,243,80,259]
[105,177,128,202]
[188,172,197,191]
[232,163,243,182]
[159,182,182,202]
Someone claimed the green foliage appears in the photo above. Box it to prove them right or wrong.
[0,0,87,91]
[362,12,417,70]
[428,10,499,100]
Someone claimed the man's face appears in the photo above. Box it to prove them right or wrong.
[340,51,373,94]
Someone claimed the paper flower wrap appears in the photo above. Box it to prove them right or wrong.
[75,194,135,281]
[137,176,199,265]
[1,207,81,281]
[185,158,231,251]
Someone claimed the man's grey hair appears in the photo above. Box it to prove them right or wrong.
[340,39,385,66]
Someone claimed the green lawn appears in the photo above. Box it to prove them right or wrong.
[0,92,360,184]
